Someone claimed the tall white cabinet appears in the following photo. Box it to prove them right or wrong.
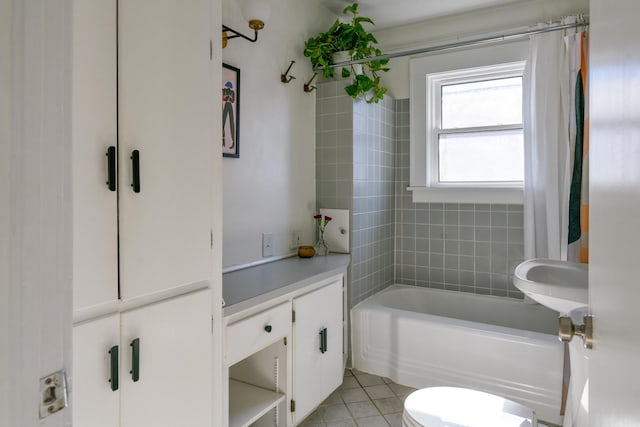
[71,0,216,425]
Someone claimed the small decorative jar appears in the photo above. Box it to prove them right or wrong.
[298,245,316,258]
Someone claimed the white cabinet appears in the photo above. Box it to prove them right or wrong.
[225,276,345,427]
[73,314,120,427]
[292,279,344,424]
[73,290,212,427]
[71,0,215,424]
[72,0,214,312]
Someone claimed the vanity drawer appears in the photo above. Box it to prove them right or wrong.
[226,301,291,366]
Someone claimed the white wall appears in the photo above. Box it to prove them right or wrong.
[375,0,589,99]
[0,0,10,425]
[221,0,335,268]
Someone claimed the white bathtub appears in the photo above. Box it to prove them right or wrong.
[351,284,564,425]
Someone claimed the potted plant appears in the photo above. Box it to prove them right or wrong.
[303,3,390,103]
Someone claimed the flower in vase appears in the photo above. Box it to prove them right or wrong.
[314,214,332,255]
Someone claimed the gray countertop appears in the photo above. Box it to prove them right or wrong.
[223,254,351,316]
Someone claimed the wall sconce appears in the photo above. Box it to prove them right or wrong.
[222,0,271,48]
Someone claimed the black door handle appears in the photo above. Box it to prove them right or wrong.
[108,345,119,391]
[130,338,140,382]
[106,146,117,191]
[130,150,141,193]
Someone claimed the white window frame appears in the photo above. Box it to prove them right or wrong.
[427,62,525,187]
[409,41,528,204]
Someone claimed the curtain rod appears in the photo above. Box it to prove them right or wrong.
[331,20,589,67]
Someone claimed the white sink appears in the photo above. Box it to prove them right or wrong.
[513,259,588,314]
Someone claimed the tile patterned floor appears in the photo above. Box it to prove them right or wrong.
[298,369,417,427]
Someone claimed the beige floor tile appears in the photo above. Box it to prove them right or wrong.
[343,369,354,377]
[383,412,403,427]
[339,387,370,403]
[355,415,390,426]
[321,403,353,422]
[339,376,361,390]
[364,384,396,400]
[346,401,381,418]
[372,396,403,414]
[326,420,357,427]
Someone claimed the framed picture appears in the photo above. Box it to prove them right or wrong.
[222,63,240,158]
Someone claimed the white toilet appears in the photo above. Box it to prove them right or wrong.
[402,386,536,427]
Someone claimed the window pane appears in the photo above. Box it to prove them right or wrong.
[438,130,524,182]
[441,77,522,128]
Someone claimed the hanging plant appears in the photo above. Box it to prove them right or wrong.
[303,3,390,103]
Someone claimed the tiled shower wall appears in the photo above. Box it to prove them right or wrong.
[316,81,396,307]
[394,99,525,298]
[316,92,525,304]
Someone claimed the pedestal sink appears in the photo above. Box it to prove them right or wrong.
[513,259,588,314]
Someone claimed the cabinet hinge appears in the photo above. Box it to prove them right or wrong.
[210,40,213,60]
[290,399,295,412]
[283,337,287,346]
[292,310,295,323]
[211,315,214,334]
[211,230,213,248]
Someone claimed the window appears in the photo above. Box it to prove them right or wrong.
[428,63,525,185]
[409,41,528,203]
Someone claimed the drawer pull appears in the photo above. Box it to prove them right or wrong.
[106,146,117,191]
[108,345,119,391]
[130,338,140,382]
[319,327,328,353]
[264,324,272,333]
[130,150,141,193]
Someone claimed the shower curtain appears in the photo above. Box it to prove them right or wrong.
[522,20,589,424]
[523,19,589,263]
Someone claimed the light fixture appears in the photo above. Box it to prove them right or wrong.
[222,0,271,48]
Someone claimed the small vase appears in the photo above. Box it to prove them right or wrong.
[315,228,329,256]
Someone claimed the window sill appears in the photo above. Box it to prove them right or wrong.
[407,186,524,204]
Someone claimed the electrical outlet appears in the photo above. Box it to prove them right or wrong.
[262,232,274,257]
[290,230,301,249]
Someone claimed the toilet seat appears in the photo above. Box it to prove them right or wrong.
[402,387,537,427]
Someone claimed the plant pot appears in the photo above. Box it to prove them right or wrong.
[331,51,362,79]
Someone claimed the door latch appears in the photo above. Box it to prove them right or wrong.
[39,370,68,418]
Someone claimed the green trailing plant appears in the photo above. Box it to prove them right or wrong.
[303,3,390,103]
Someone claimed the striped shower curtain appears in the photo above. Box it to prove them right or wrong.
[568,33,589,264]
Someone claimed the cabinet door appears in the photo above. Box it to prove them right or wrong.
[72,314,120,427]
[293,279,344,423]
[118,0,215,300]
[72,0,118,312]
[120,290,212,427]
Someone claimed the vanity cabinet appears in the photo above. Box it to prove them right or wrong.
[73,290,212,427]
[292,279,344,424]
[72,0,214,313]
[225,274,346,427]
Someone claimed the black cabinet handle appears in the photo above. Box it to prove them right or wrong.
[264,325,272,333]
[130,150,141,193]
[108,345,119,391]
[130,338,140,382]
[319,328,328,354]
[106,146,117,192]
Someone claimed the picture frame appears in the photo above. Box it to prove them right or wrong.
[222,63,240,158]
